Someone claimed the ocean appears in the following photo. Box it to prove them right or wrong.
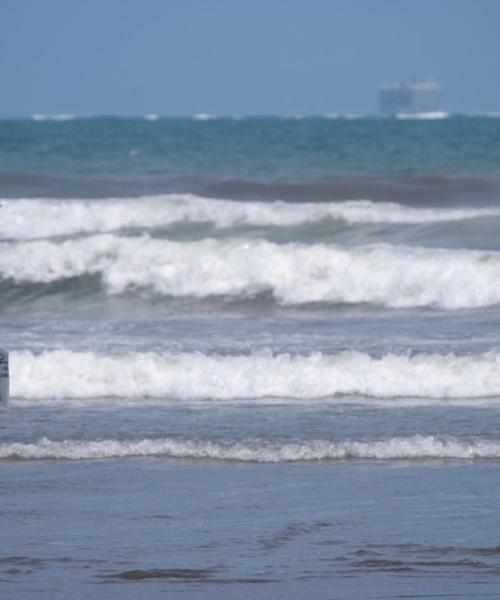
[2,114,500,599]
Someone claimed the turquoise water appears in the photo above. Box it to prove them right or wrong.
[2,116,500,200]
[1,115,500,598]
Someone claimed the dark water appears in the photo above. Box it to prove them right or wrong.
[1,115,500,598]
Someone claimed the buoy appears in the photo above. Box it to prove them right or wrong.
[0,348,9,404]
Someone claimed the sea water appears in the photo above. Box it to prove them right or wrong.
[2,115,500,599]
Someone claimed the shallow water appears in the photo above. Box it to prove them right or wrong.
[4,459,500,599]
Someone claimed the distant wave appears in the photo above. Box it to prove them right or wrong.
[31,113,75,122]
[1,195,499,240]
[193,113,215,121]
[323,113,367,120]
[396,112,449,121]
[9,349,500,401]
[2,236,500,309]
[2,435,499,462]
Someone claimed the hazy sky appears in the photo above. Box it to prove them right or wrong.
[2,0,499,116]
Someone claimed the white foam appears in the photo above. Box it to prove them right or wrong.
[9,349,500,401]
[143,114,159,121]
[323,113,366,120]
[31,113,75,122]
[193,113,215,121]
[2,235,500,309]
[396,112,449,120]
[1,435,499,461]
[2,195,498,240]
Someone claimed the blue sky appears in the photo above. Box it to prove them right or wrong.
[1,0,499,116]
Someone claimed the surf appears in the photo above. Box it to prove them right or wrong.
[2,236,500,309]
[9,349,500,402]
[1,195,500,241]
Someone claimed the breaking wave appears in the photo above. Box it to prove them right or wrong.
[2,235,500,309]
[1,195,499,240]
[31,113,75,122]
[1,435,499,462]
[396,112,449,121]
[9,349,500,401]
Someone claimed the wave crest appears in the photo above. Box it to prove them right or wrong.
[2,236,500,309]
[9,349,500,401]
[1,195,499,240]
[1,435,498,462]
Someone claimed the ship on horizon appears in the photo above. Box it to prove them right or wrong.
[378,80,446,118]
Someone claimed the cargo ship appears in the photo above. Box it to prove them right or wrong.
[379,80,444,117]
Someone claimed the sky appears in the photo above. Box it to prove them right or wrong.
[1,0,499,116]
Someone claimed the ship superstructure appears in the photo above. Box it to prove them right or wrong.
[379,80,442,116]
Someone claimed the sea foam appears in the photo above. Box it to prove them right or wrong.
[396,112,449,120]
[1,195,499,240]
[10,349,500,401]
[1,435,498,462]
[2,235,500,309]
[31,113,75,122]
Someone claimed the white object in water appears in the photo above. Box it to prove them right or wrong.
[0,348,9,404]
